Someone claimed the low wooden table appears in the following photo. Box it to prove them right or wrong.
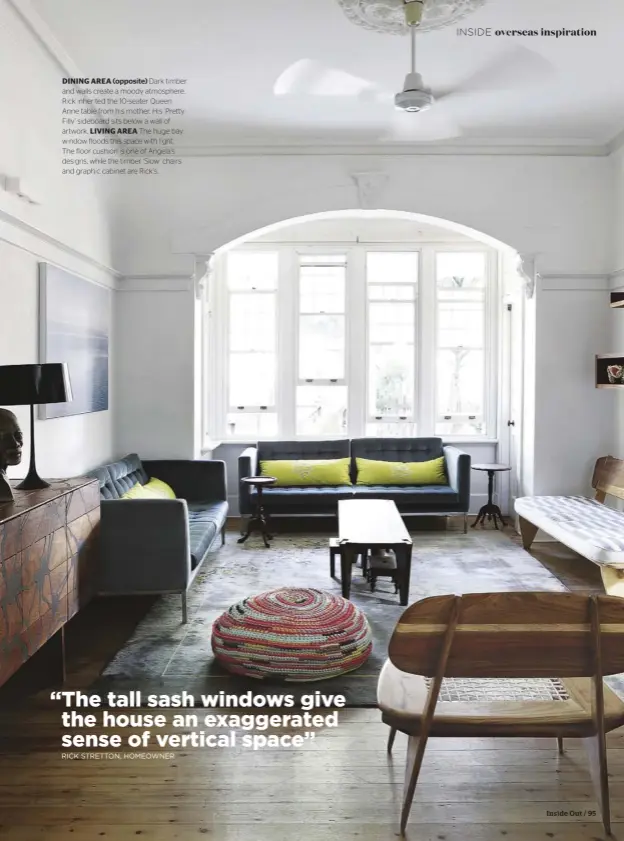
[337,499,413,605]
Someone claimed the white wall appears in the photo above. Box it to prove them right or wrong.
[0,0,116,478]
[533,278,614,496]
[110,155,611,277]
[114,279,195,459]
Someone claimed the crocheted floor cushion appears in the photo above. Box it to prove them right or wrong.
[211,587,373,681]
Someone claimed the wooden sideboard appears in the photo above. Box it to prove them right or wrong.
[0,478,100,687]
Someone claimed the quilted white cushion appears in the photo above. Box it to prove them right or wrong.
[515,496,624,567]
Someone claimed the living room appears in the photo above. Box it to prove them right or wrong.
[2,0,624,838]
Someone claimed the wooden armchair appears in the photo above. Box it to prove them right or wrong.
[377,592,624,835]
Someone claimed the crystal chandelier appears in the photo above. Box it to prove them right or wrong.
[336,0,487,34]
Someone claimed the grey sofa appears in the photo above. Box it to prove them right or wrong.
[88,453,228,622]
[239,437,471,530]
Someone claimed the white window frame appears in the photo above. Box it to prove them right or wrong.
[432,245,497,440]
[364,247,420,432]
[209,248,280,441]
[205,240,499,445]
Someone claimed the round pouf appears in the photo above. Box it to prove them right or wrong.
[211,588,373,682]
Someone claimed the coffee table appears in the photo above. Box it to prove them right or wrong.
[337,499,413,606]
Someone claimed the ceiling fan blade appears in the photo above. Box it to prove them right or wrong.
[384,109,462,142]
[274,59,379,98]
[434,45,554,101]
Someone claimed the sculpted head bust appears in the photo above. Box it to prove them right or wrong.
[0,409,23,502]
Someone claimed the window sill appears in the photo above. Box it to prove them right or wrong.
[206,437,500,447]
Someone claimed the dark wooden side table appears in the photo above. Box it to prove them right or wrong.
[238,476,276,548]
[471,464,511,530]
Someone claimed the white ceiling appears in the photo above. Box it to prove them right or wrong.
[29,0,624,149]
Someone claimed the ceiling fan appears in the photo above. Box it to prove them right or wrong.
[274,0,554,141]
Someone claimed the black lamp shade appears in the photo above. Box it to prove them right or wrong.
[0,364,72,406]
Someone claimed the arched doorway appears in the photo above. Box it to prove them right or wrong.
[201,209,527,517]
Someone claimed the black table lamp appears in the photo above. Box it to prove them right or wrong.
[0,363,72,490]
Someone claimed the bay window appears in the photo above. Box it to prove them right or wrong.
[207,242,497,443]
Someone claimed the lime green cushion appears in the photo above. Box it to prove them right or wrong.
[260,458,351,487]
[121,478,176,499]
[121,483,153,500]
[355,457,447,486]
[144,477,177,499]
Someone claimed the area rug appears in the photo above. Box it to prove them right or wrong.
[94,529,576,707]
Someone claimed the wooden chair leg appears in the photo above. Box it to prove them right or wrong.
[329,550,336,579]
[583,732,611,835]
[387,727,397,755]
[400,733,429,834]
[518,516,538,550]
[557,737,564,755]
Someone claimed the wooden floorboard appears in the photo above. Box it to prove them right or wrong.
[0,528,619,840]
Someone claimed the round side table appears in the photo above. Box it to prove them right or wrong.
[471,464,511,530]
[238,476,277,548]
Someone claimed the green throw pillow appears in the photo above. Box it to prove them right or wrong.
[121,483,152,500]
[260,458,351,487]
[355,456,447,486]
[144,477,176,498]
[121,478,176,499]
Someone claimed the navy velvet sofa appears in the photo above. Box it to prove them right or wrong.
[88,454,228,622]
[238,438,471,531]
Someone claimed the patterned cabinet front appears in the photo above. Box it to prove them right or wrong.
[0,478,100,686]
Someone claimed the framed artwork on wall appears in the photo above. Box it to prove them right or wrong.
[38,263,110,418]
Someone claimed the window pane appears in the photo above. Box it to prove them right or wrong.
[229,353,276,406]
[369,345,414,417]
[438,303,483,349]
[227,252,278,291]
[436,348,484,425]
[230,293,275,352]
[369,302,414,344]
[226,412,277,438]
[436,252,485,289]
[367,252,419,284]
[297,386,347,436]
[369,284,415,301]
[299,315,345,380]
[300,269,345,314]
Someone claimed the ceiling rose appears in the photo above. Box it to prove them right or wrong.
[336,0,487,34]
